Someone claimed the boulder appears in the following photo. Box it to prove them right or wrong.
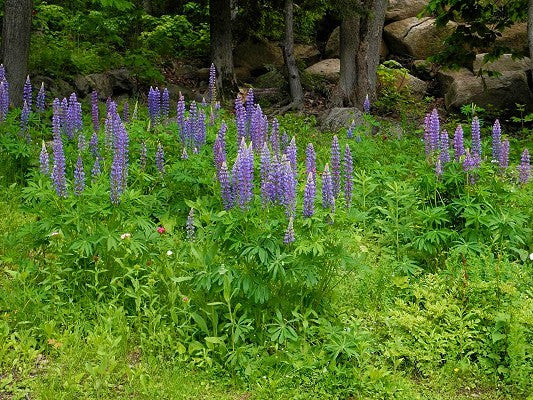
[234,39,284,74]
[74,74,112,99]
[305,59,340,82]
[294,44,321,66]
[326,27,388,60]
[438,68,533,111]
[107,69,135,95]
[384,70,428,98]
[167,83,194,100]
[318,107,364,132]
[496,23,528,55]
[384,17,456,59]
[473,53,531,74]
[386,0,428,22]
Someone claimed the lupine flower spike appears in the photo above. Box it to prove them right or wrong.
[518,149,530,184]
[283,217,295,244]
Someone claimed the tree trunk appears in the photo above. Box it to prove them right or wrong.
[1,0,33,108]
[332,0,386,108]
[354,0,387,107]
[210,0,238,102]
[282,0,304,110]
[331,16,359,106]
[528,0,533,80]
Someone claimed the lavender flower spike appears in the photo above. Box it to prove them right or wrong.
[91,90,99,132]
[74,154,85,195]
[518,149,530,184]
[439,130,450,164]
[492,119,501,162]
[218,161,234,209]
[156,142,165,174]
[283,217,295,244]
[39,141,50,175]
[343,144,353,207]
[36,83,46,112]
[499,139,510,171]
[331,135,341,197]
[303,172,316,218]
[429,108,440,153]
[51,105,67,197]
[471,116,481,160]
[363,94,370,113]
[23,75,32,110]
[208,63,216,103]
[322,163,334,210]
[453,124,465,161]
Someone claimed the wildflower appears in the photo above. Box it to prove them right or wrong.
[208,63,217,103]
[148,86,160,125]
[453,124,465,161]
[435,158,443,178]
[218,161,234,209]
[0,80,9,121]
[74,154,85,195]
[305,143,316,178]
[234,139,254,209]
[20,100,30,133]
[51,101,67,197]
[156,142,165,174]
[281,157,296,217]
[166,250,173,256]
[36,82,46,112]
[91,157,101,179]
[322,163,334,210]
[303,172,315,218]
[529,253,533,261]
[343,144,353,207]
[39,141,50,175]
[260,142,271,205]
[471,116,481,160]
[270,118,280,155]
[50,231,60,237]
[140,141,147,170]
[439,130,450,164]
[120,233,131,240]
[499,139,510,171]
[91,91,99,132]
[245,88,254,124]
[492,119,501,162]
[363,94,370,113]
[182,296,189,303]
[186,208,195,240]
[23,75,32,110]
[347,120,355,139]
[285,137,297,176]
[283,217,295,244]
[181,147,189,160]
[331,136,341,197]
[518,149,530,184]
[161,88,170,119]
[429,109,440,154]
[157,226,166,234]
[177,93,186,141]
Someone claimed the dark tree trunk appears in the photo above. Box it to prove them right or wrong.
[332,0,386,108]
[282,0,304,110]
[1,0,33,108]
[331,16,359,106]
[528,0,533,80]
[210,0,238,102]
[354,0,386,107]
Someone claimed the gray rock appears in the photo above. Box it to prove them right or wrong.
[384,17,456,59]
[304,59,340,82]
[294,44,321,66]
[74,73,112,99]
[496,23,528,55]
[107,69,135,95]
[386,69,428,98]
[473,53,531,74]
[438,68,533,111]
[386,0,428,21]
[318,107,364,132]
[234,39,284,74]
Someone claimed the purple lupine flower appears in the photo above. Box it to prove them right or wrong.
[343,144,353,207]
[363,94,370,113]
[0,81,9,121]
[39,141,50,176]
[492,119,501,162]
[245,88,254,123]
[51,105,67,197]
[303,172,315,218]
[74,154,85,195]
[439,130,450,164]
[218,161,234,209]
[471,116,481,160]
[453,124,465,161]
[110,116,129,205]
[208,63,216,103]
[283,217,295,245]
[499,139,510,171]
[23,76,32,110]
[92,156,101,179]
[91,91,99,133]
[347,120,355,139]
[0,65,5,81]
[69,93,82,131]
[250,105,263,151]
[78,132,87,152]
[322,163,334,210]
[194,110,206,149]
[463,149,478,184]
[429,109,440,153]
[177,93,186,141]
[123,100,130,123]
[331,135,341,197]
[305,143,316,178]
[189,100,197,119]
[148,86,160,125]
[36,83,46,112]
[269,118,280,155]
[156,142,165,174]
[424,113,431,156]
[260,142,271,205]
[285,137,297,176]
[518,149,530,184]
[181,147,189,160]
[140,141,147,170]
[218,122,227,154]
[214,134,227,175]
[20,100,30,132]
[435,158,443,178]
[89,132,99,157]
[265,155,282,204]
[234,139,254,209]
[235,96,247,144]
[281,131,289,153]
[281,157,296,217]
[161,88,170,119]
[186,208,195,240]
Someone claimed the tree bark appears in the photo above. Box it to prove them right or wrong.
[354,0,386,107]
[210,0,239,102]
[528,0,533,81]
[282,0,304,110]
[332,0,386,108]
[331,16,359,106]
[1,0,33,108]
